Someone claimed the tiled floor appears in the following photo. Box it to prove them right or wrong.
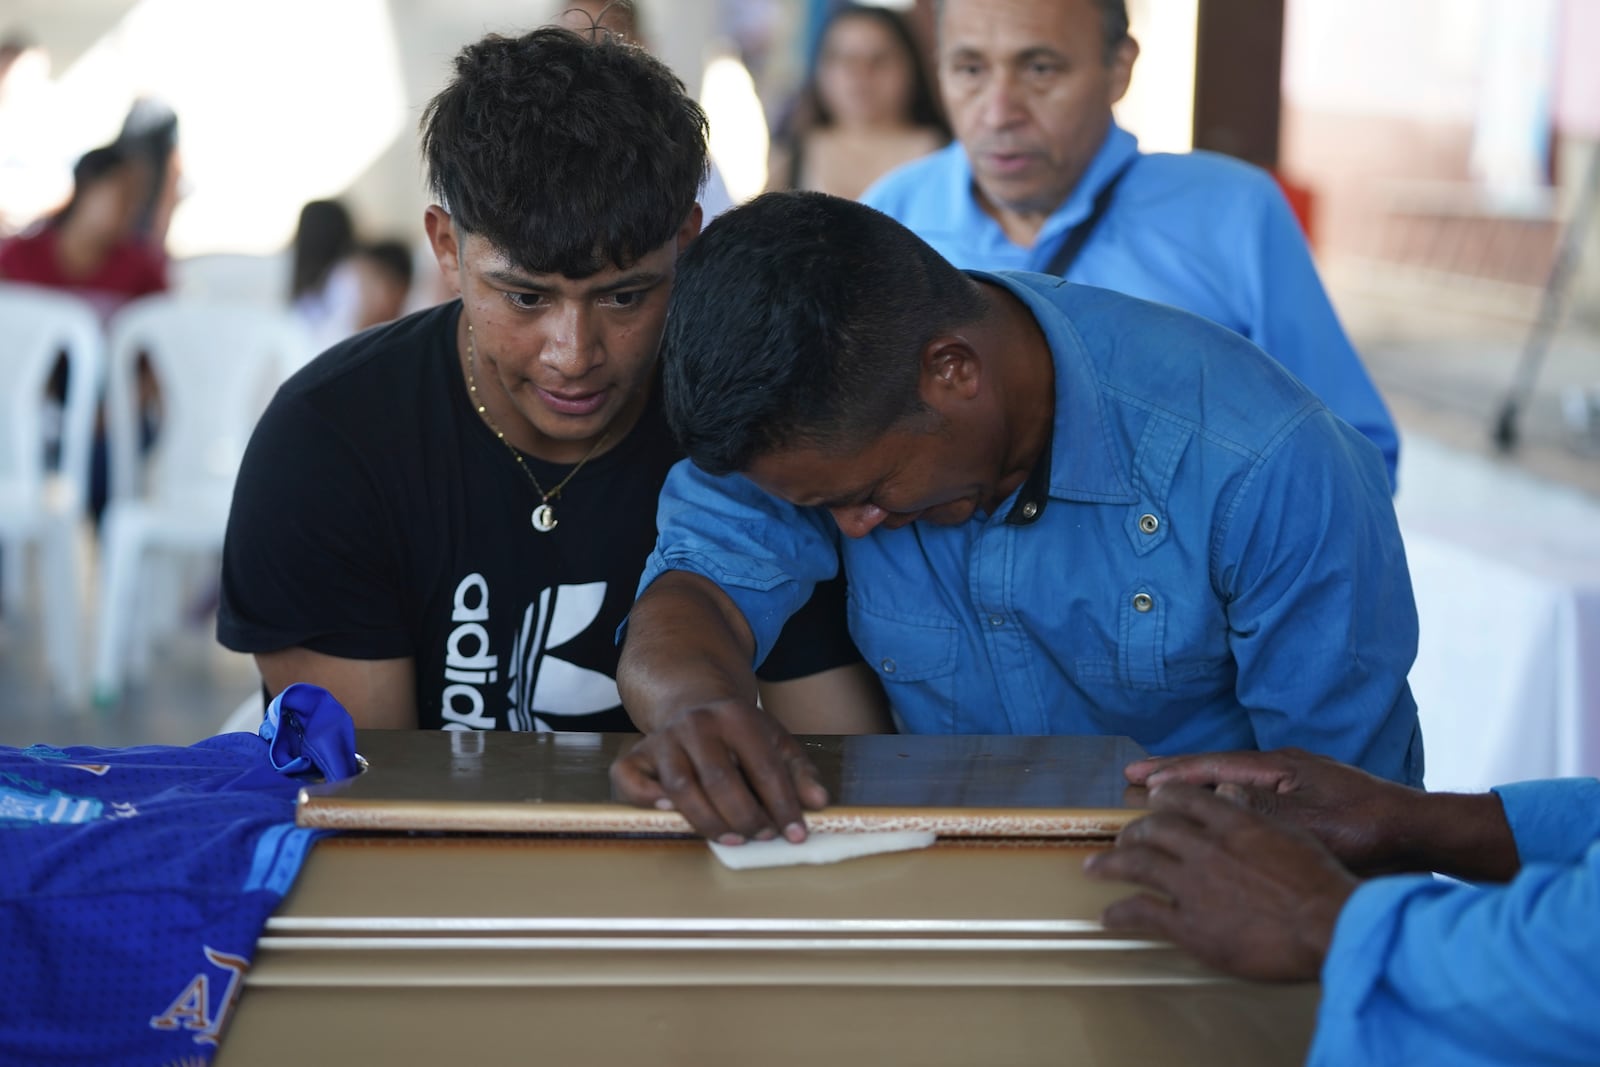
[0,598,256,748]
[1334,259,1600,499]
[3,269,1598,752]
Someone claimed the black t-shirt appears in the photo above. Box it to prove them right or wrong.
[218,301,857,731]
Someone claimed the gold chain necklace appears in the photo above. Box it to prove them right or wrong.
[465,322,608,533]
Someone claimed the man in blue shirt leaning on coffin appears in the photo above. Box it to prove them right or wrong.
[861,0,1400,489]
[1086,749,1600,1066]
[610,192,1422,844]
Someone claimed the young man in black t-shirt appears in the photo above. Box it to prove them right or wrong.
[217,26,883,733]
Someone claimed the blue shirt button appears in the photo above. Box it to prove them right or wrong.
[880,658,897,674]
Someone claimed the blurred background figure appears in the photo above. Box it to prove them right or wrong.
[115,96,182,250]
[0,142,168,320]
[766,3,948,200]
[552,0,637,39]
[288,199,417,352]
[287,198,358,352]
[0,140,171,528]
[349,239,414,332]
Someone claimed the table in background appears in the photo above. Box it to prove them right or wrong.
[1404,516,1600,792]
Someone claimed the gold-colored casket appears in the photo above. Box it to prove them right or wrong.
[215,732,1318,1066]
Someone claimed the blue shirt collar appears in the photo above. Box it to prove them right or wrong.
[1039,123,1140,241]
[968,270,1136,506]
[948,123,1141,250]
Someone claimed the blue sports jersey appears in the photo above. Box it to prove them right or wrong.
[0,685,357,1066]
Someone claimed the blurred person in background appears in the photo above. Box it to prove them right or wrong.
[0,143,168,320]
[767,4,949,200]
[114,96,182,251]
[0,142,170,525]
[863,0,1400,488]
[349,239,415,332]
[288,203,417,348]
[288,198,359,353]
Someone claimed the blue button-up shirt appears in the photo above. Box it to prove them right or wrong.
[1315,777,1600,1065]
[862,125,1400,488]
[639,271,1422,785]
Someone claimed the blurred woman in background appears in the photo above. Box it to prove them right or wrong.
[0,142,170,524]
[0,142,168,319]
[287,198,358,352]
[767,4,949,201]
[288,200,417,350]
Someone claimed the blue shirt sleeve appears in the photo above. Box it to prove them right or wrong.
[1216,407,1422,785]
[1313,778,1600,1066]
[635,459,840,667]
[1241,179,1400,490]
[1495,777,1600,864]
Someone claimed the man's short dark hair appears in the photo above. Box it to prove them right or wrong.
[935,0,1129,62]
[660,192,988,476]
[420,26,708,277]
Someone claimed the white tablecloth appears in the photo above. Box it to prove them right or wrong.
[1397,439,1600,793]
[1404,520,1600,793]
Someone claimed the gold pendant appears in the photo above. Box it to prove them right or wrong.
[532,503,558,533]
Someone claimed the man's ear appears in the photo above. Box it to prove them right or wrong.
[919,336,982,408]
[423,205,462,296]
[677,202,705,251]
[1108,35,1139,106]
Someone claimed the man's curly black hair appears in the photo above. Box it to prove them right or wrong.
[420,26,709,278]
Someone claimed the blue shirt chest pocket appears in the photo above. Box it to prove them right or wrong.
[1067,419,1224,695]
[1063,573,1234,704]
[847,600,961,733]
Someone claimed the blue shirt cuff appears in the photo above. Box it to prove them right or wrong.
[1493,778,1600,865]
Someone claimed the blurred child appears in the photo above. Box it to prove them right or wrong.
[349,239,414,331]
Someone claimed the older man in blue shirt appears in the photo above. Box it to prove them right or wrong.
[1089,749,1600,1066]
[861,0,1399,487]
[611,192,1420,844]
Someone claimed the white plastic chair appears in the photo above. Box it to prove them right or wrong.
[92,295,311,702]
[0,283,102,704]
[170,252,290,309]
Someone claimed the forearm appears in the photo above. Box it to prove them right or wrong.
[759,664,894,735]
[255,649,417,729]
[1379,791,1518,882]
[618,571,761,733]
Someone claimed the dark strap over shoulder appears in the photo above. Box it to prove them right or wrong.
[1042,156,1138,278]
